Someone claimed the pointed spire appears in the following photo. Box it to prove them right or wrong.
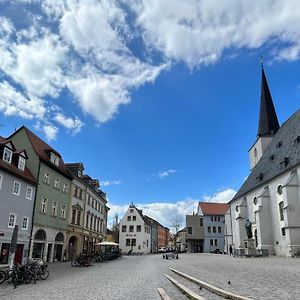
[257,64,280,137]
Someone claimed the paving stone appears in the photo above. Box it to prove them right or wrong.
[0,254,299,300]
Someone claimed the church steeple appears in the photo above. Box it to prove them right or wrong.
[257,65,280,137]
[249,63,280,171]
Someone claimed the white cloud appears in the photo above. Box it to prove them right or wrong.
[54,112,84,134]
[128,0,300,67]
[0,81,45,119]
[107,188,236,230]
[100,180,122,187]
[0,1,166,138]
[43,124,58,141]
[158,169,179,178]
[202,188,236,203]
[2,0,300,139]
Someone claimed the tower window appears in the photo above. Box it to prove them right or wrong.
[279,202,284,221]
[277,185,283,195]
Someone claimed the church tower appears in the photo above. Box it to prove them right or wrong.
[249,65,280,170]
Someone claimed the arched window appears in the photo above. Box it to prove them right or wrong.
[277,185,283,195]
[253,197,258,205]
[55,232,64,242]
[34,229,46,241]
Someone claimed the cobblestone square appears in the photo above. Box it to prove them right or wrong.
[1,254,299,300]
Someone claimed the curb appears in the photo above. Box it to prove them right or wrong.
[169,268,255,300]
[165,274,206,300]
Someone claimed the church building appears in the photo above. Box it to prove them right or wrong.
[226,66,300,257]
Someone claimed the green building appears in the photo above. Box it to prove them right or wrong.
[9,126,72,262]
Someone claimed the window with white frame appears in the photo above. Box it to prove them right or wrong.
[44,172,50,184]
[41,197,47,213]
[26,187,33,200]
[3,147,12,163]
[22,217,29,230]
[51,201,58,216]
[13,181,21,195]
[63,183,68,193]
[18,157,26,171]
[8,213,16,228]
[0,174,3,189]
[50,152,59,166]
[61,205,66,219]
[54,178,60,190]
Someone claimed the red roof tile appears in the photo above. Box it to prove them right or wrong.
[198,202,229,215]
[18,127,72,178]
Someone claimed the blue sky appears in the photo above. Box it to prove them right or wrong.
[1,0,300,228]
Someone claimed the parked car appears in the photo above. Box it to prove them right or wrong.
[158,247,167,253]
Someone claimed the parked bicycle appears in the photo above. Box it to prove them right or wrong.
[0,260,49,287]
[71,254,94,267]
[27,260,49,282]
[0,264,33,287]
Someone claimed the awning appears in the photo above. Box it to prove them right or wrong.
[95,242,119,246]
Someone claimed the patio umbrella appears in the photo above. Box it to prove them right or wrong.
[9,225,18,268]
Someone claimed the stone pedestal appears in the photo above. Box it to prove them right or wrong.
[244,239,256,256]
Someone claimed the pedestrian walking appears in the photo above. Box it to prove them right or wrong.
[229,245,233,256]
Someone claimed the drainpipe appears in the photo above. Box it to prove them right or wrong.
[28,160,41,261]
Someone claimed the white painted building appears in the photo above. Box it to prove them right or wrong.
[226,66,300,257]
[119,205,151,254]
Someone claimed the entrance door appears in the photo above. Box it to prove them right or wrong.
[55,244,63,261]
[47,244,53,262]
[191,240,203,253]
[0,243,10,264]
[14,244,24,264]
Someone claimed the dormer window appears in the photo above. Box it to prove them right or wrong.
[78,169,82,178]
[3,147,13,163]
[50,152,59,166]
[18,157,26,171]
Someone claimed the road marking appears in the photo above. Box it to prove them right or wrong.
[165,274,207,300]
[169,268,255,300]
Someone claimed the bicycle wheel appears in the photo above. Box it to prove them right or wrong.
[71,260,78,267]
[88,258,94,266]
[23,270,33,284]
[0,271,7,284]
[11,272,23,286]
[39,268,49,280]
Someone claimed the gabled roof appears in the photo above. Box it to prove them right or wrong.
[9,126,72,179]
[0,137,36,185]
[257,68,280,137]
[0,137,16,151]
[198,202,229,215]
[232,109,300,201]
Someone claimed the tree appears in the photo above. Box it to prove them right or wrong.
[170,213,183,235]
[111,213,119,243]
